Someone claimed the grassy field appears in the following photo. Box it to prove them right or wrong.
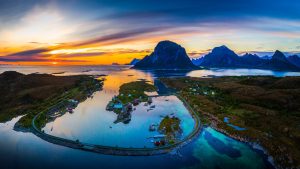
[0,71,104,128]
[116,80,156,104]
[161,76,300,169]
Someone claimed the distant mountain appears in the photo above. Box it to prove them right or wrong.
[128,58,140,65]
[288,55,300,68]
[191,57,204,66]
[240,53,265,66]
[261,51,300,71]
[133,40,198,70]
[200,45,243,68]
[0,71,24,81]
[199,46,300,71]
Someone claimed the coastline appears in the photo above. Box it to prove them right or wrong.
[161,78,278,169]
[210,125,276,168]
[29,85,203,156]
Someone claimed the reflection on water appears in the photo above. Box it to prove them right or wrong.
[43,95,194,148]
[42,69,194,148]
[187,68,300,77]
[0,65,280,169]
[1,65,299,77]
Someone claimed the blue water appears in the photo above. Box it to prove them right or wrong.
[0,65,285,169]
[0,116,272,169]
[224,117,246,131]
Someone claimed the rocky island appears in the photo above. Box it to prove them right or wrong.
[133,40,198,70]
[158,115,182,144]
[106,80,157,123]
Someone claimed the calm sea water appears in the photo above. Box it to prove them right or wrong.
[0,65,292,169]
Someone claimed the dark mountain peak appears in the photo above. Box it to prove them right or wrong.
[288,55,300,68]
[209,45,238,59]
[242,53,259,59]
[133,40,198,70]
[211,45,234,54]
[199,45,240,67]
[272,50,288,62]
[0,71,24,79]
[156,40,180,48]
[264,50,300,71]
[129,58,140,65]
[152,40,186,60]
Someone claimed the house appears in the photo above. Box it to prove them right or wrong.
[113,103,123,109]
[132,99,140,106]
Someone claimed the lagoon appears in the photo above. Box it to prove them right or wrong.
[0,65,284,169]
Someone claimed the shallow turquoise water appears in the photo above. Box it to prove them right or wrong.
[188,127,266,169]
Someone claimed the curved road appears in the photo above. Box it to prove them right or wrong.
[31,94,202,156]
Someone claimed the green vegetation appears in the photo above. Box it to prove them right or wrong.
[158,116,182,143]
[161,76,300,169]
[0,71,104,129]
[116,80,156,104]
[159,116,181,134]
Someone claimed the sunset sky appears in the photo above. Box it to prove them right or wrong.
[0,0,300,65]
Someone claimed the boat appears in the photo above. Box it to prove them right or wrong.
[154,141,160,146]
[132,99,140,106]
[147,97,152,104]
[67,107,73,113]
[149,124,156,131]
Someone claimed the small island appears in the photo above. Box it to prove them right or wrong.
[158,115,182,144]
[106,80,156,123]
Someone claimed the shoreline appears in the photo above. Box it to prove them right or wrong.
[209,125,276,169]
[160,78,278,169]
[30,90,203,156]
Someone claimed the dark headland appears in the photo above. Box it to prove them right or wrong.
[133,40,199,70]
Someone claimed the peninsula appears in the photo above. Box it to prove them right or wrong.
[161,76,300,168]
[0,71,104,129]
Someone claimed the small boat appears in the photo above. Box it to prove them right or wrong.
[154,141,160,146]
[150,105,155,109]
[149,124,156,131]
[147,97,153,104]
[67,107,73,113]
